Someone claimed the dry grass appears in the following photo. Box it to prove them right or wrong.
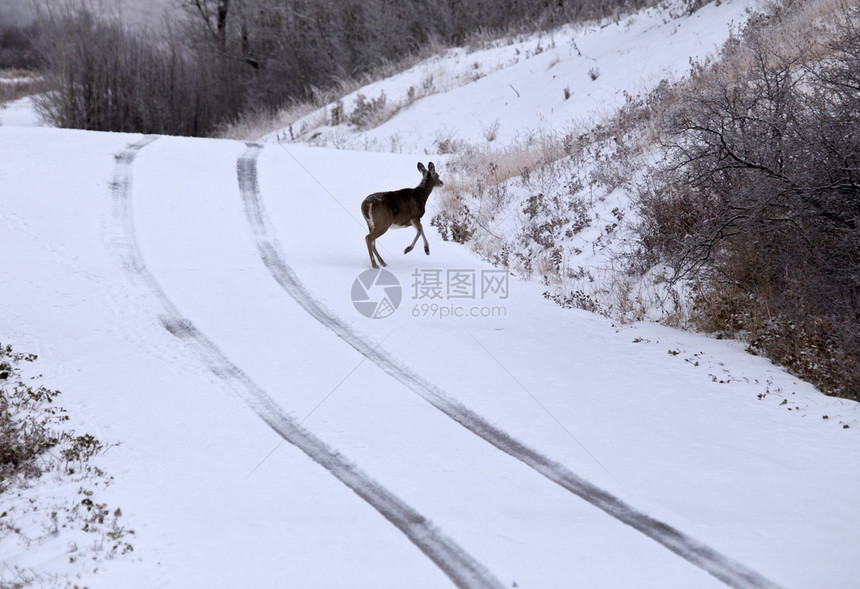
[754,0,854,54]
[217,37,452,141]
[431,82,658,311]
[216,100,323,142]
[0,70,43,104]
[442,127,570,197]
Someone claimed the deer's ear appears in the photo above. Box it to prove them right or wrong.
[428,162,435,172]
[417,162,427,174]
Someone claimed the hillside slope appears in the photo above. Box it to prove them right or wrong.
[1,1,859,587]
[276,0,754,152]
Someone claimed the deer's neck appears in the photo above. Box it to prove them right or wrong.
[416,178,435,203]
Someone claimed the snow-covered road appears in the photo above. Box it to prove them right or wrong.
[5,128,855,587]
[2,1,859,586]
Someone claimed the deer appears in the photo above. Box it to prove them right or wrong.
[361,161,444,269]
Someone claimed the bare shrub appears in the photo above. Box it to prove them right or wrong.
[433,127,468,154]
[0,347,61,491]
[637,5,860,400]
[181,0,659,126]
[482,118,501,142]
[347,92,388,128]
[0,343,134,580]
[520,191,590,250]
[431,194,477,244]
[0,20,41,70]
[34,2,243,136]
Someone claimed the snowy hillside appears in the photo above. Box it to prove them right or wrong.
[1,1,859,588]
[273,0,751,152]
[267,0,767,320]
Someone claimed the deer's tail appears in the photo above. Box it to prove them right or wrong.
[361,199,374,230]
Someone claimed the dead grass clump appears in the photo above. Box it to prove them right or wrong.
[0,70,44,104]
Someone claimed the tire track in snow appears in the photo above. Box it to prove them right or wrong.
[238,143,783,589]
[109,136,504,589]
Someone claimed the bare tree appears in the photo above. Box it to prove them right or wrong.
[637,14,860,399]
[34,0,240,135]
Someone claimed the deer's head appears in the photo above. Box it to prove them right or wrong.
[418,162,444,188]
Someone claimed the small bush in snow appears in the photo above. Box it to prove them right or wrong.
[521,191,590,249]
[329,100,345,126]
[0,347,61,492]
[482,119,501,142]
[348,92,388,128]
[0,344,134,584]
[433,128,468,154]
[431,199,477,244]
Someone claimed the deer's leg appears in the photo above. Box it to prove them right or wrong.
[405,218,430,255]
[365,234,379,268]
[419,220,430,255]
[372,239,387,267]
[403,221,428,255]
[367,225,388,268]
[404,231,420,254]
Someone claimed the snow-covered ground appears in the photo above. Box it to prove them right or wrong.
[0,96,44,127]
[1,1,858,587]
[277,0,754,153]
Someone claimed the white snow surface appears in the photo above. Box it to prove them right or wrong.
[1,1,858,588]
[277,0,754,153]
[0,96,45,128]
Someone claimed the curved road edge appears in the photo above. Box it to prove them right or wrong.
[238,143,783,589]
[109,136,505,589]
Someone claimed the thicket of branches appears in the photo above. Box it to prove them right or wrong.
[31,0,653,136]
[0,3,38,69]
[34,4,242,135]
[0,21,40,70]
[637,6,860,400]
[178,0,656,110]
